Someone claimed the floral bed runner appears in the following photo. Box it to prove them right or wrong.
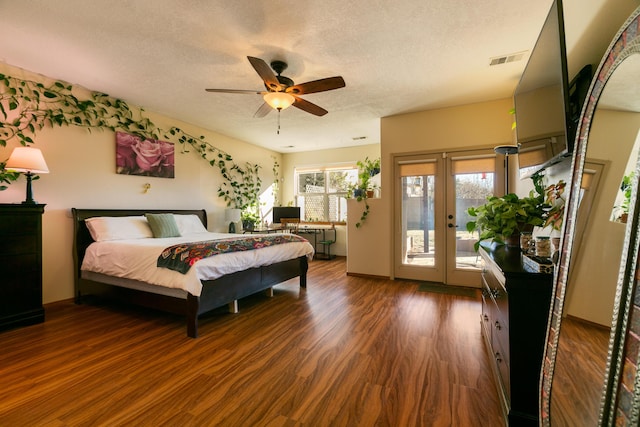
[157,234,308,274]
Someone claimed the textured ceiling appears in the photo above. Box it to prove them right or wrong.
[0,0,582,153]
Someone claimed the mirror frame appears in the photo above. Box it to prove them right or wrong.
[540,6,640,426]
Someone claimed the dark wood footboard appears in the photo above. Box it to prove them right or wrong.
[72,208,309,338]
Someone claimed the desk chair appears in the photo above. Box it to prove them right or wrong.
[316,223,336,260]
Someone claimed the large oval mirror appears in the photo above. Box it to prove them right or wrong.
[542,7,640,425]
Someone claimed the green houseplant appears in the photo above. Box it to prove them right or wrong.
[614,171,634,223]
[350,157,381,228]
[466,174,546,250]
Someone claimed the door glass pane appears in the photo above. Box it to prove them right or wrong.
[455,172,494,269]
[401,174,436,266]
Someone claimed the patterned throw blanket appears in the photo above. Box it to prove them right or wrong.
[157,234,308,274]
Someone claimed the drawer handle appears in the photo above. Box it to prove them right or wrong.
[491,289,501,299]
[483,314,489,321]
[494,321,501,330]
[495,352,502,363]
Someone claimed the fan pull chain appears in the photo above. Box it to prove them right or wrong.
[277,109,282,134]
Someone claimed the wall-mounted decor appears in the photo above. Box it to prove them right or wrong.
[116,132,174,178]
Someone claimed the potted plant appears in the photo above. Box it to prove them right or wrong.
[466,175,546,250]
[362,157,381,177]
[350,157,381,228]
[241,209,260,231]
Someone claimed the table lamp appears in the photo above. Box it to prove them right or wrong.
[225,208,241,233]
[5,147,49,205]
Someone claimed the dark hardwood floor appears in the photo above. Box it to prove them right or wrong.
[0,257,603,426]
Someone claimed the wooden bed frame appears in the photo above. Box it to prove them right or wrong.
[72,208,308,338]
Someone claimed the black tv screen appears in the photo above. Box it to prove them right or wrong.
[514,0,576,178]
[272,206,300,223]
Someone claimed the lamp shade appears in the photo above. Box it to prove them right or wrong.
[494,145,519,155]
[5,147,49,174]
[263,92,295,110]
[225,208,241,222]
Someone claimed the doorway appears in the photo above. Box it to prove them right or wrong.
[393,149,502,286]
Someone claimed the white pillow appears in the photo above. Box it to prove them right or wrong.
[85,216,153,241]
[174,214,208,234]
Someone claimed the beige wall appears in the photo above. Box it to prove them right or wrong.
[282,144,381,257]
[344,98,515,278]
[0,63,282,304]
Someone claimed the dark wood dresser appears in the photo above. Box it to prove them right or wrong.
[480,243,553,426]
[0,203,45,331]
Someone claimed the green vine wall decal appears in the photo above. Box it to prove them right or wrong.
[0,72,263,212]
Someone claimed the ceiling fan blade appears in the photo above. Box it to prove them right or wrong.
[253,102,272,118]
[287,76,345,95]
[205,88,265,94]
[292,96,328,116]
[247,56,282,92]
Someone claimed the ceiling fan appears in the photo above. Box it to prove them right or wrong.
[205,56,346,118]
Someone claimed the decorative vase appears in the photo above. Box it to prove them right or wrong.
[504,233,521,248]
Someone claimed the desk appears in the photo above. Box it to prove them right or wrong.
[296,225,336,260]
[244,223,337,259]
[243,225,283,234]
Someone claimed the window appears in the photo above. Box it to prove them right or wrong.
[295,166,358,222]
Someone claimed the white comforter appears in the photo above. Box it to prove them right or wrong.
[81,232,315,297]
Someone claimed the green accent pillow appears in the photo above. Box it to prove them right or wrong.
[145,213,181,238]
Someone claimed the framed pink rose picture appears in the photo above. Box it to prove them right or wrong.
[116,132,175,178]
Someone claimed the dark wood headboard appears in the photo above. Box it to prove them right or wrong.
[71,208,207,282]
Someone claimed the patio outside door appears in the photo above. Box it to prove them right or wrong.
[394,149,501,286]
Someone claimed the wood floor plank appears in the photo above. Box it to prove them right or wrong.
[0,257,513,426]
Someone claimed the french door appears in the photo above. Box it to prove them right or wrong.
[393,149,502,287]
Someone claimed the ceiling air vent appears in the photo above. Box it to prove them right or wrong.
[489,51,527,66]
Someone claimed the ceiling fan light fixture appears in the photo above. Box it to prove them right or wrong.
[264,92,295,110]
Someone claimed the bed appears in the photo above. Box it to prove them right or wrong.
[72,208,314,338]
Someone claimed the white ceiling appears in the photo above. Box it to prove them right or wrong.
[0,0,605,153]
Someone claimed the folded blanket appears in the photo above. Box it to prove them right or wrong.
[157,234,308,274]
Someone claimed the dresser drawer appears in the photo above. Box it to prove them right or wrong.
[491,310,510,369]
[0,233,38,255]
[0,214,39,235]
[494,336,511,399]
[483,268,509,331]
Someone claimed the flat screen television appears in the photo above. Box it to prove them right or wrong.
[272,206,300,223]
[514,0,591,178]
